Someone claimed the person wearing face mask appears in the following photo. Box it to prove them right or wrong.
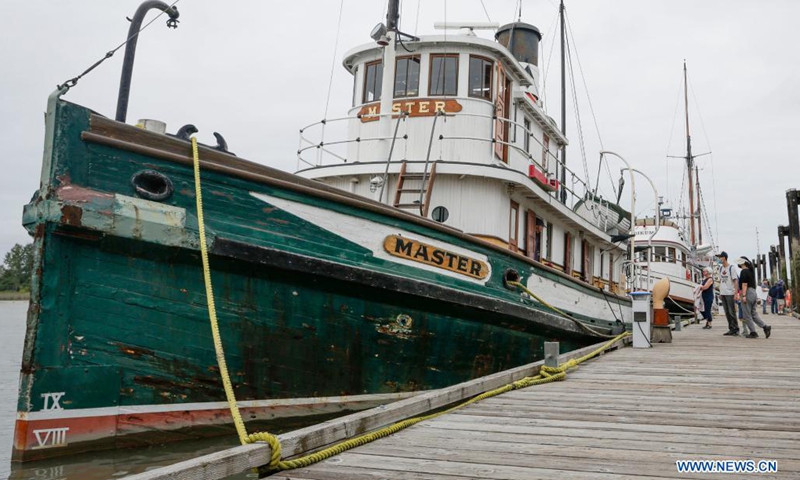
[736,257,771,339]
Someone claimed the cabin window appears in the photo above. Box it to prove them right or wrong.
[468,56,493,100]
[600,253,605,279]
[509,200,519,252]
[429,54,458,96]
[653,246,667,262]
[523,118,531,153]
[363,60,383,103]
[542,134,550,171]
[564,232,572,274]
[668,247,676,263]
[525,211,544,261]
[394,56,420,98]
[544,222,553,260]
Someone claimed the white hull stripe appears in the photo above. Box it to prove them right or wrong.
[18,391,421,422]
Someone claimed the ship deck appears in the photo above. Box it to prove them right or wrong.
[130,313,800,479]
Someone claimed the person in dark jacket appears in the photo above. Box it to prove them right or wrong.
[737,257,771,338]
[700,267,715,328]
[775,280,786,315]
[769,284,778,314]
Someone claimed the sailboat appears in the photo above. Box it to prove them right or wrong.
[634,61,714,317]
[13,0,633,461]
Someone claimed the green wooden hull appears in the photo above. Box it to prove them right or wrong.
[12,99,629,461]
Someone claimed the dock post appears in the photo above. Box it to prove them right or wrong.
[778,226,789,282]
[544,342,560,368]
[673,315,682,331]
[786,189,800,309]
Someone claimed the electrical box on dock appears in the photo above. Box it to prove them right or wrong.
[630,291,651,348]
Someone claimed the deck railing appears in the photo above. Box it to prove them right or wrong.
[296,112,620,232]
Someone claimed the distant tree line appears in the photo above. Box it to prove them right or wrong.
[0,243,34,292]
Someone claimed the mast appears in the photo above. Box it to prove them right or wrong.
[684,60,696,247]
[696,164,702,245]
[559,0,567,203]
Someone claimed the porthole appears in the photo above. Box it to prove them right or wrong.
[131,170,173,201]
[431,206,449,223]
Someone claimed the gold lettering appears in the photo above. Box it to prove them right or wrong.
[391,103,402,114]
[367,106,378,115]
[404,101,415,114]
[383,235,489,280]
[435,101,446,112]
[418,101,430,114]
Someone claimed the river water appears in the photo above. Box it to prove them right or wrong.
[0,301,254,480]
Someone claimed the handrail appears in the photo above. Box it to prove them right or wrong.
[420,111,444,212]
[378,112,409,203]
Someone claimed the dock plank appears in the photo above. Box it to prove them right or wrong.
[281,313,800,479]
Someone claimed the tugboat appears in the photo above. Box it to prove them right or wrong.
[13,1,632,461]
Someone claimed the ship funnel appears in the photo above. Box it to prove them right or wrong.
[495,22,541,66]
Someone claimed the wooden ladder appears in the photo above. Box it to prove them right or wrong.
[393,161,437,217]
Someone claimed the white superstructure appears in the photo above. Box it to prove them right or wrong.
[295,19,635,321]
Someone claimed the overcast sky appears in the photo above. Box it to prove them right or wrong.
[1,0,798,266]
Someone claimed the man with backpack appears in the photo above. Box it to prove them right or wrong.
[716,252,740,336]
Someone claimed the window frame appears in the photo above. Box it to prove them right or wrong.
[467,55,493,101]
[523,117,531,154]
[509,200,519,252]
[362,60,383,104]
[394,55,421,98]
[429,54,459,97]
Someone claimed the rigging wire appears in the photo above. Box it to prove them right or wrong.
[478,0,492,22]
[414,0,421,35]
[322,0,346,120]
[565,38,591,188]
[539,12,560,111]
[664,74,684,204]
[688,74,721,246]
[56,0,181,92]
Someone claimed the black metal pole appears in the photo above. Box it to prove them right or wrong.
[115,1,179,123]
[386,0,400,31]
[559,0,567,203]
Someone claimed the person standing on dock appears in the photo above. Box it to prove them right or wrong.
[716,252,740,336]
[737,257,771,339]
[775,280,786,315]
[700,267,715,328]
[761,279,770,315]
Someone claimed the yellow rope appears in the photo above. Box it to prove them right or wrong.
[191,138,629,471]
[191,138,283,466]
[508,280,618,338]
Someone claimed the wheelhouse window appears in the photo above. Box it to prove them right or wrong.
[468,55,493,100]
[363,60,383,103]
[394,56,420,97]
[668,247,676,263]
[430,54,458,96]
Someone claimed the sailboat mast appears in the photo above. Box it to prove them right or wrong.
[559,0,567,203]
[696,165,702,245]
[684,60,696,247]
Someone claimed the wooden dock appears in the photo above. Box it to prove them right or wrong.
[275,313,799,480]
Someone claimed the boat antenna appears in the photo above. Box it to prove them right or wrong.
[116,1,181,123]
